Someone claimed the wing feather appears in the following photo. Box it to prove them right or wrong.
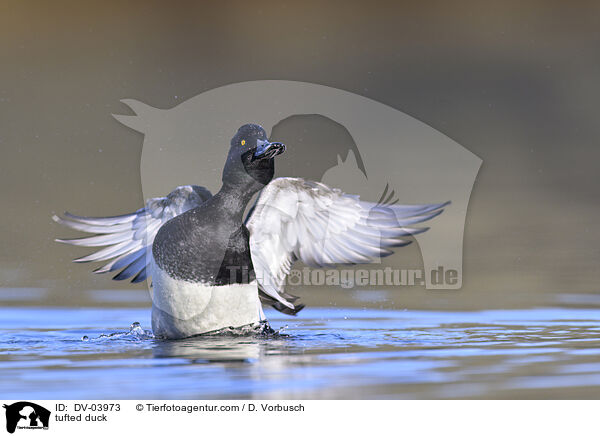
[247,177,450,313]
[54,185,212,283]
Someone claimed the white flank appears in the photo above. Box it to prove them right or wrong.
[150,261,263,339]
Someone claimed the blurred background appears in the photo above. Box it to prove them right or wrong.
[1,0,599,310]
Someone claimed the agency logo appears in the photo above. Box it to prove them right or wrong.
[113,80,481,297]
[3,402,50,434]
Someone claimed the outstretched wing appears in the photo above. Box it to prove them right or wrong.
[53,185,212,283]
[246,178,449,312]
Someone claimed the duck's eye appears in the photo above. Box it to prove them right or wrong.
[241,140,246,146]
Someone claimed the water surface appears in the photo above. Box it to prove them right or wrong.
[1,307,599,399]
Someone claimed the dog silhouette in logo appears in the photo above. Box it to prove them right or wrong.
[3,402,50,434]
[270,114,367,183]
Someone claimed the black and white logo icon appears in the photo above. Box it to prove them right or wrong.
[3,402,50,434]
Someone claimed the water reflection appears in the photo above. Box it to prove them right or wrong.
[152,337,273,363]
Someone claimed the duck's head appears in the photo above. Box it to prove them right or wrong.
[222,123,286,189]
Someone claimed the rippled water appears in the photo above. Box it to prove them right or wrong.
[1,307,600,399]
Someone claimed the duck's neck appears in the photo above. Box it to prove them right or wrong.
[212,182,261,223]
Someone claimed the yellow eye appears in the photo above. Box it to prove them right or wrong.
[241,140,246,146]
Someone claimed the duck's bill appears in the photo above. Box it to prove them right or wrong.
[252,140,286,161]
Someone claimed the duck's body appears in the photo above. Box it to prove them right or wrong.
[150,193,262,338]
[54,123,450,339]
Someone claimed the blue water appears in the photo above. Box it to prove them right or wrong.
[1,307,600,399]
